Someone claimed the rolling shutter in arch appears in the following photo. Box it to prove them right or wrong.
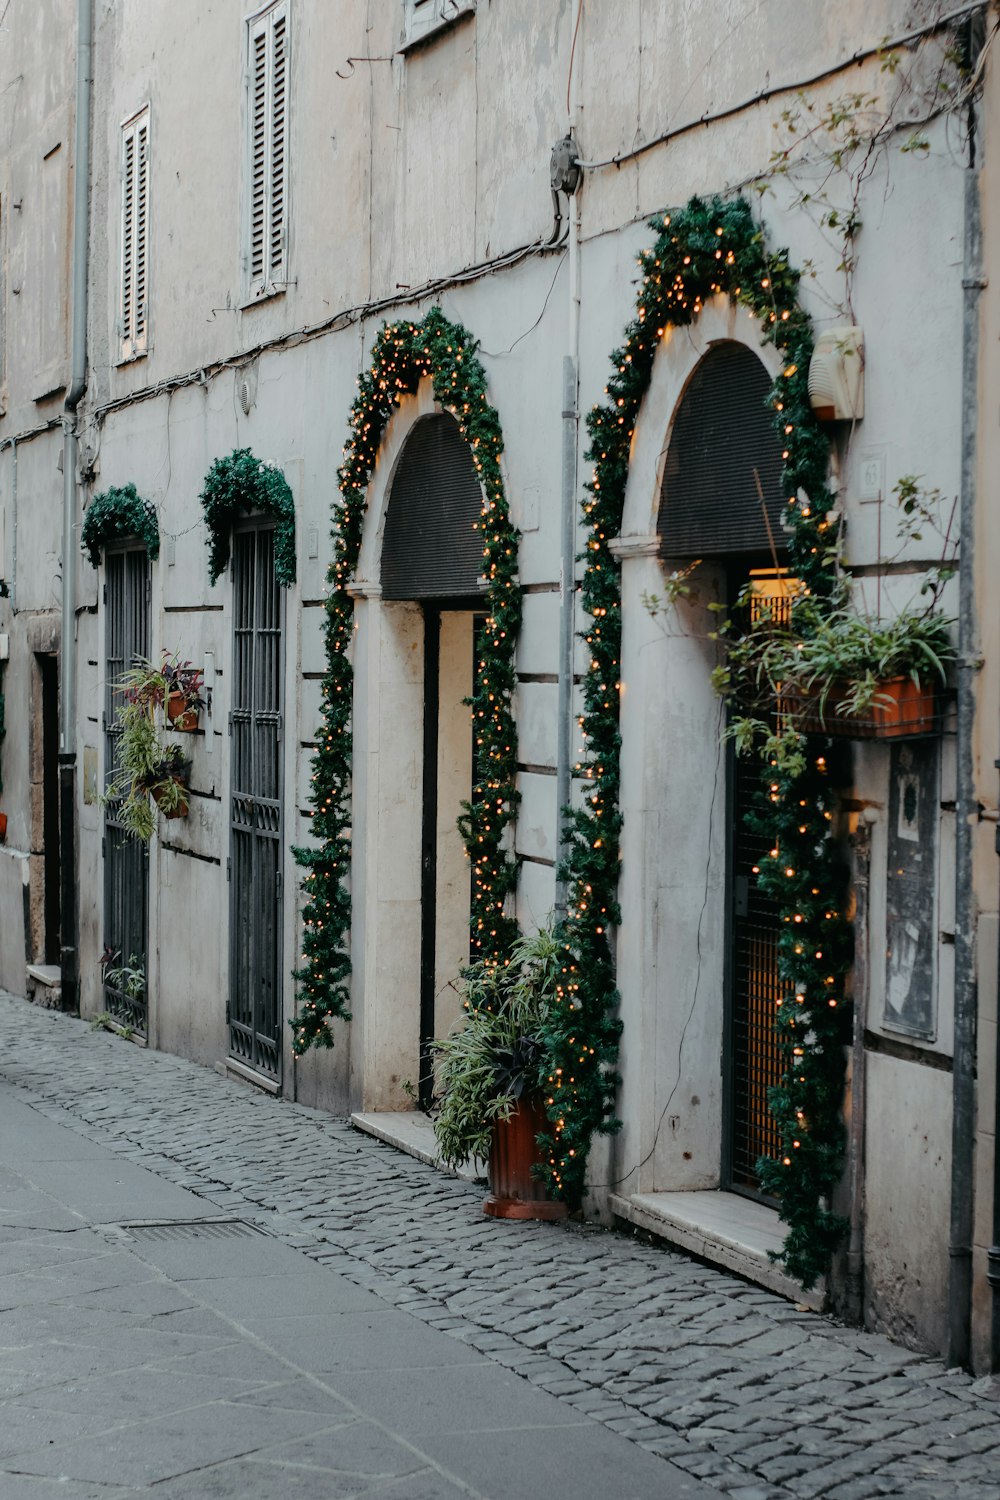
[381,414,485,600]
[657,343,786,560]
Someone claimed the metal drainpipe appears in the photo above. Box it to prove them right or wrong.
[992,779,1000,1368]
[846,808,876,1325]
[59,0,93,1013]
[554,1,583,923]
[948,165,983,1371]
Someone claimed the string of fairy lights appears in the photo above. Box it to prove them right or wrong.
[199,448,297,587]
[561,195,852,1283]
[291,307,522,1057]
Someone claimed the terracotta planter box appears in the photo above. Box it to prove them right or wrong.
[150,761,191,819]
[166,691,200,733]
[780,676,938,740]
[484,1094,568,1222]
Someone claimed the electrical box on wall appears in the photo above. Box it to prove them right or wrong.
[808,326,864,422]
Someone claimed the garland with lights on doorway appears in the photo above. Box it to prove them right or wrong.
[81,483,160,567]
[291,306,521,1056]
[557,195,852,1279]
[199,448,297,586]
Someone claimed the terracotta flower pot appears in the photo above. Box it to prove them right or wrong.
[484,1094,568,1222]
[781,676,937,739]
[166,690,200,732]
[0,812,7,844]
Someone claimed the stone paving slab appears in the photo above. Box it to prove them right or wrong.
[0,1040,720,1500]
[0,992,998,1498]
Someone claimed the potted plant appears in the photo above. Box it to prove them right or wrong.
[433,928,568,1221]
[101,669,191,841]
[162,654,205,732]
[719,596,955,744]
[715,477,958,746]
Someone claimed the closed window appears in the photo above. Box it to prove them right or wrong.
[247,1,289,300]
[119,107,149,361]
[403,0,475,48]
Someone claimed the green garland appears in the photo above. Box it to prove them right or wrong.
[291,307,521,1055]
[81,483,160,567]
[562,194,852,1279]
[199,448,296,585]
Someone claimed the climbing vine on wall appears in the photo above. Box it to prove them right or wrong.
[81,483,160,567]
[291,306,521,1056]
[199,448,296,586]
[561,194,852,1280]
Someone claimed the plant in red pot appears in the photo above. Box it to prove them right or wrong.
[433,929,567,1222]
[161,654,205,732]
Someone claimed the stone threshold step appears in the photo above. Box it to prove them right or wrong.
[609,1188,826,1312]
[350,1110,486,1183]
[25,964,62,1010]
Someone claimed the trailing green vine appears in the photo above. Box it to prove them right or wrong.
[562,194,852,1279]
[81,483,160,567]
[291,307,521,1055]
[199,449,296,586]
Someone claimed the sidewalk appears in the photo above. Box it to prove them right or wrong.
[0,991,998,1499]
[0,1069,714,1498]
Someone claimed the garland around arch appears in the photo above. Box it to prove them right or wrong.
[564,195,853,1285]
[81,483,160,567]
[291,307,521,1055]
[199,448,297,586]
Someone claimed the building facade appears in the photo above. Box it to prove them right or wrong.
[1,0,999,1371]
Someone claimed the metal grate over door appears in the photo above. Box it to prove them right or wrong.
[228,525,284,1081]
[728,735,783,1195]
[726,577,796,1197]
[103,547,150,1034]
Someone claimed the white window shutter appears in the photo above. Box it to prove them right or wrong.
[120,106,150,359]
[248,3,288,298]
[134,118,149,351]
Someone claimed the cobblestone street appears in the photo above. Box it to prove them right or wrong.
[1,991,998,1500]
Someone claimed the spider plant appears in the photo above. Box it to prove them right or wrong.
[433,928,562,1170]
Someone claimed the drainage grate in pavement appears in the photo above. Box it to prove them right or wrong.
[118,1219,267,1243]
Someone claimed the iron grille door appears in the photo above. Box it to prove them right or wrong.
[228,525,284,1081]
[724,579,798,1199]
[726,741,783,1197]
[103,547,150,1034]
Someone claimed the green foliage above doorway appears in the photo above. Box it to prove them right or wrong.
[81,483,160,568]
[291,307,521,1057]
[199,449,296,586]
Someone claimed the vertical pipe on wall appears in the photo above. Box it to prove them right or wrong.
[948,166,983,1371]
[59,0,93,1013]
[555,0,583,922]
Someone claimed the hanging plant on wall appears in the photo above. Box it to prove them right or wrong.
[291,306,521,1056]
[563,194,853,1279]
[81,483,160,567]
[199,448,296,586]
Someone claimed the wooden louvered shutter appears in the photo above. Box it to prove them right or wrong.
[120,107,150,360]
[657,343,787,561]
[248,4,289,298]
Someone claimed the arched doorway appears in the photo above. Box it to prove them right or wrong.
[348,408,486,1109]
[381,412,485,1107]
[656,340,789,1199]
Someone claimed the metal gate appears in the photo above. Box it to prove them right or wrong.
[724,572,795,1198]
[228,524,284,1081]
[103,547,150,1034]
